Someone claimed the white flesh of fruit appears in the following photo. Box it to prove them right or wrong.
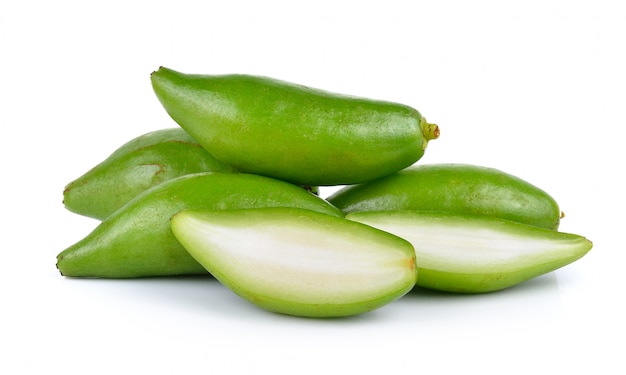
[170,207,417,316]
[346,211,592,292]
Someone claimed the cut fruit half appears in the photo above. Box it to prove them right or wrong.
[170,207,417,317]
[346,211,592,293]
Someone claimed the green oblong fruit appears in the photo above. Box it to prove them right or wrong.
[328,163,562,230]
[346,211,592,293]
[63,128,237,220]
[150,67,440,186]
[171,207,417,318]
[56,173,342,278]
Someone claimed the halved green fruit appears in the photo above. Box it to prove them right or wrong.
[170,207,418,318]
[346,211,592,293]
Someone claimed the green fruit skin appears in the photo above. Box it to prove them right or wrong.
[150,67,439,186]
[56,173,343,278]
[328,163,562,230]
[63,128,237,220]
[171,207,417,318]
[347,211,593,293]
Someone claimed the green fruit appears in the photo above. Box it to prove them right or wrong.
[150,67,440,186]
[171,207,417,318]
[63,128,237,220]
[57,173,342,278]
[328,163,562,230]
[347,211,592,293]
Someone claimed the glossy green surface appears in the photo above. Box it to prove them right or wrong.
[171,207,417,317]
[347,211,592,293]
[57,173,342,278]
[63,128,237,220]
[329,163,562,230]
[150,67,439,186]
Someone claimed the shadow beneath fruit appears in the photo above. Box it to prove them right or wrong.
[85,275,381,323]
[389,272,562,326]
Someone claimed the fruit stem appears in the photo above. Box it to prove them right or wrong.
[421,117,440,150]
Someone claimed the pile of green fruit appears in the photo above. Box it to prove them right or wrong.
[57,67,592,318]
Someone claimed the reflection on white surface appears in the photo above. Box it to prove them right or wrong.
[45,269,563,325]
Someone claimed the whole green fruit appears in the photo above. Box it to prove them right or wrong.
[328,163,562,230]
[150,67,439,186]
[57,173,342,278]
[63,128,237,220]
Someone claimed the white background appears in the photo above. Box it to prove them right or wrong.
[2,1,624,373]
